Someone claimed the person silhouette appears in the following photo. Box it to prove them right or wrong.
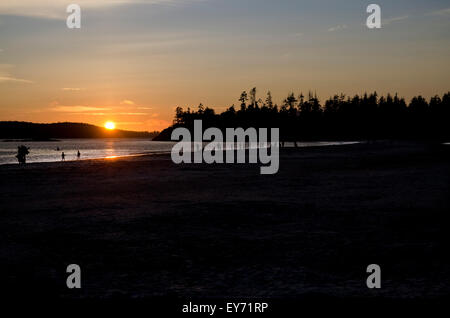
[77,150,81,159]
[61,152,65,161]
[16,145,30,164]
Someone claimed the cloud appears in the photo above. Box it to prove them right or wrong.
[120,99,135,105]
[81,113,107,116]
[50,105,111,112]
[429,8,450,16]
[327,25,347,32]
[62,87,83,91]
[0,76,33,83]
[0,64,33,84]
[117,112,148,115]
[0,0,204,19]
[383,15,409,26]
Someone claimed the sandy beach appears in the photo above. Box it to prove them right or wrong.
[0,141,449,301]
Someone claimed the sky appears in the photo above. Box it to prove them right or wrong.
[0,0,449,132]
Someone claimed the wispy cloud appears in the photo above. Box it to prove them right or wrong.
[383,15,409,26]
[429,8,450,16]
[0,0,204,19]
[50,105,111,112]
[117,112,148,115]
[327,25,347,32]
[82,113,107,116]
[0,64,33,84]
[62,87,83,91]
[120,99,135,105]
[49,102,152,116]
[0,76,33,83]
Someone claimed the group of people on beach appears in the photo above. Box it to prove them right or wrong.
[16,145,81,164]
[60,150,81,161]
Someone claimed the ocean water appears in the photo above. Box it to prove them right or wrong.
[0,139,176,165]
[0,139,359,165]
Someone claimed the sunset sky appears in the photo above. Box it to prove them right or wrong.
[1,0,449,132]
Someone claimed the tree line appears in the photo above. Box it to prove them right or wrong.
[154,89,450,142]
[0,122,158,140]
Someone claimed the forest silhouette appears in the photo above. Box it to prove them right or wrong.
[154,89,450,142]
[0,122,158,140]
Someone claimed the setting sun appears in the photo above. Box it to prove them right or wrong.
[104,121,116,130]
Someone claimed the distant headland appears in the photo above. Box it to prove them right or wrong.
[0,121,159,140]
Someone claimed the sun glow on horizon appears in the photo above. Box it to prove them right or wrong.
[104,121,116,130]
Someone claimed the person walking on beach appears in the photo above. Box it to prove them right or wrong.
[77,150,81,160]
[61,152,65,161]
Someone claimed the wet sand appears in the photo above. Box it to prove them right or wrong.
[0,141,449,300]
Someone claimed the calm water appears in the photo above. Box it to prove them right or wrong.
[0,139,359,165]
[0,139,175,165]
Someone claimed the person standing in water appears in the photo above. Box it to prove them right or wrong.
[16,145,30,164]
[61,152,65,161]
[77,150,81,160]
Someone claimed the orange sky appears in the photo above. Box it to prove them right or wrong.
[1,1,449,132]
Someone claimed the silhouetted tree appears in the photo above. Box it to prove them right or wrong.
[265,91,274,109]
[249,87,257,110]
[239,91,248,111]
[157,88,450,143]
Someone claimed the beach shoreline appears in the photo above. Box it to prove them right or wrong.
[0,140,361,167]
[1,141,449,299]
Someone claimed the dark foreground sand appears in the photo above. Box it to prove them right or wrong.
[0,141,449,301]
